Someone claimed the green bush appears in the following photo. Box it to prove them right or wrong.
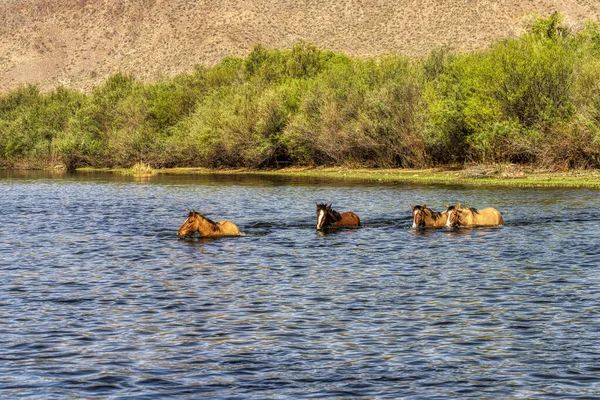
[3,17,600,170]
[0,85,83,166]
[424,13,578,164]
[283,56,425,167]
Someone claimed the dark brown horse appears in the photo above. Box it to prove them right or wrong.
[177,210,241,238]
[445,204,504,227]
[316,203,360,230]
[410,204,448,228]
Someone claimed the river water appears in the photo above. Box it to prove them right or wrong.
[1,171,599,399]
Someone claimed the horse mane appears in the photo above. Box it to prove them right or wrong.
[193,211,219,231]
[329,209,342,221]
[416,205,443,221]
[447,205,478,214]
[430,210,443,221]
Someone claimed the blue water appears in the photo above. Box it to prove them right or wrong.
[1,171,599,398]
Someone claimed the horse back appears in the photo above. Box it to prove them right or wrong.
[332,212,361,227]
[216,220,241,236]
[472,207,503,226]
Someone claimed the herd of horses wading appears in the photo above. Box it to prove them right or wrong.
[176,203,504,238]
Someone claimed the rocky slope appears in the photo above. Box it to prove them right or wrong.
[2,0,599,92]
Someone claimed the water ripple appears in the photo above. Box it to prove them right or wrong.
[1,174,600,398]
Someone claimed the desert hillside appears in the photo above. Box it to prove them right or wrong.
[2,0,600,93]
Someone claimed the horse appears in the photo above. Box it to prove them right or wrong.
[445,204,504,227]
[316,203,360,230]
[410,204,448,228]
[177,210,241,238]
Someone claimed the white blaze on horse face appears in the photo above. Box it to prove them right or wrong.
[317,209,326,229]
[446,210,453,227]
[412,210,418,228]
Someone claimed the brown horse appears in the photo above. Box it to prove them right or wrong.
[410,205,448,228]
[177,210,241,238]
[445,204,504,227]
[316,203,360,230]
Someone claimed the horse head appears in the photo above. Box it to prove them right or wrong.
[177,209,201,238]
[316,203,342,230]
[316,203,330,230]
[410,204,428,228]
[445,204,461,227]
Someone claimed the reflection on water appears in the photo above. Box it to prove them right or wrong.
[1,171,600,399]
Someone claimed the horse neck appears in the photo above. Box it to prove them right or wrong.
[424,209,445,225]
[457,209,473,224]
[196,215,219,235]
[434,210,447,225]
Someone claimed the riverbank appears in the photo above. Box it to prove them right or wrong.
[81,165,600,189]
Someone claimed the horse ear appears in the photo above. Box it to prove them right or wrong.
[410,204,415,210]
[423,204,426,208]
[445,204,449,209]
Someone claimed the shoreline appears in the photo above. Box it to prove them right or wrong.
[76,166,600,189]
[4,165,600,188]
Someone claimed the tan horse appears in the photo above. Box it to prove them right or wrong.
[410,205,448,228]
[445,204,504,227]
[177,210,241,238]
[316,203,360,230]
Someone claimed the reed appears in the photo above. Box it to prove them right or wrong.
[128,161,156,177]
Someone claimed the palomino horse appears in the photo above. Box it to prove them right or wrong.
[445,204,504,227]
[410,205,448,228]
[316,203,360,230]
[177,210,241,238]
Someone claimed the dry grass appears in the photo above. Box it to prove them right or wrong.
[460,164,528,179]
[1,0,599,93]
[126,161,156,177]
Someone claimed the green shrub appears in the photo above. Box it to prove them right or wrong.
[488,36,575,129]
[424,14,577,164]
[284,56,425,167]
[4,19,600,170]
[0,85,83,166]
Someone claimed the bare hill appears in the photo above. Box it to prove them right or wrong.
[2,0,599,93]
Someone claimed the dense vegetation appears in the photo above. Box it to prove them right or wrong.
[2,14,600,170]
